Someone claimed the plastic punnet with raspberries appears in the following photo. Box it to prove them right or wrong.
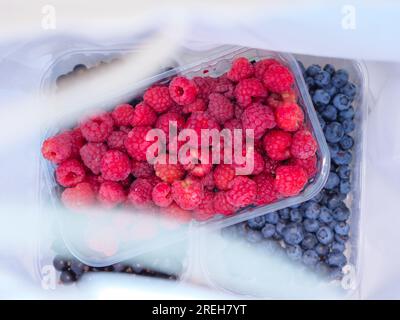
[41,56,323,223]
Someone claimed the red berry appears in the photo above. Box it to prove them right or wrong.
[182,98,206,114]
[112,104,135,126]
[152,182,173,208]
[234,78,267,108]
[84,173,102,194]
[98,181,126,208]
[274,165,308,197]
[100,150,131,181]
[241,102,276,140]
[213,75,235,99]
[80,142,108,175]
[227,57,254,82]
[253,173,277,205]
[155,112,185,138]
[184,111,221,147]
[41,132,73,164]
[131,160,154,178]
[127,178,153,208]
[263,130,292,161]
[182,148,212,178]
[262,63,294,93]
[254,59,280,80]
[193,76,215,101]
[69,128,86,158]
[169,77,198,105]
[154,159,185,183]
[56,159,86,187]
[290,154,317,178]
[124,126,156,161]
[61,182,95,210]
[131,102,157,126]
[213,164,236,190]
[290,129,317,159]
[171,177,204,210]
[193,190,215,221]
[226,176,257,208]
[207,93,234,124]
[200,171,215,191]
[107,130,127,152]
[275,103,304,132]
[143,86,173,113]
[80,113,114,142]
[213,192,237,215]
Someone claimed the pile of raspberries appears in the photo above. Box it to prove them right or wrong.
[41,57,318,222]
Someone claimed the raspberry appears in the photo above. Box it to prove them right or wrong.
[213,164,236,190]
[182,98,206,114]
[262,63,294,93]
[80,142,108,175]
[254,58,280,80]
[169,77,198,105]
[207,93,234,124]
[41,132,72,164]
[193,190,215,221]
[169,103,184,114]
[241,103,276,139]
[152,182,173,208]
[246,149,265,175]
[226,176,257,208]
[131,160,154,178]
[184,111,220,147]
[119,125,132,134]
[263,130,292,161]
[182,148,212,178]
[213,192,236,215]
[111,104,135,126]
[97,181,126,208]
[100,150,131,181]
[213,75,235,99]
[275,103,304,132]
[143,86,173,113]
[155,112,185,138]
[56,159,86,187]
[107,130,127,152]
[234,78,267,108]
[80,113,114,142]
[291,129,317,159]
[124,126,155,161]
[171,177,204,210]
[193,77,215,101]
[127,178,153,208]
[154,160,185,183]
[253,173,277,205]
[274,165,308,197]
[84,173,102,194]
[61,182,95,210]
[131,102,157,126]
[234,104,244,119]
[290,154,317,178]
[264,157,280,175]
[227,57,254,82]
[200,171,215,191]
[69,128,86,158]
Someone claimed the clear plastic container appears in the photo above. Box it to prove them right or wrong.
[38,46,330,267]
[196,56,368,299]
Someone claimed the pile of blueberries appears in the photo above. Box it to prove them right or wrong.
[223,62,357,280]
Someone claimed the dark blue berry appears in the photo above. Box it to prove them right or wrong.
[331,241,346,252]
[328,267,344,280]
[70,260,89,277]
[339,179,351,194]
[321,104,337,121]
[53,255,70,271]
[337,165,351,179]
[315,244,329,256]
[325,172,340,190]
[246,229,263,243]
[314,71,331,87]
[304,202,321,219]
[312,192,324,203]
[265,212,279,224]
[340,82,357,99]
[282,223,305,245]
[323,84,338,97]
[247,216,266,230]
[332,205,350,221]
[319,210,333,224]
[316,226,334,244]
[313,89,331,106]
[327,252,347,267]
[332,93,350,111]
[324,122,344,143]
[332,69,349,88]
[305,77,315,88]
[334,221,350,235]
[342,119,355,133]
[261,223,276,238]
[304,219,320,233]
[306,64,322,77]
[302,233,318,249]
[278,208,290,220]
[338,107,355,121]
[286,245,303,261]
[276,220,286,235]
[329,220,338,230]
[112,263,128,273]
[302,250,320,266]
[60,270,76,284]
[323,64,335,75]
[332,150,352,165]
[326,194,343,210]
[290,208,303,223]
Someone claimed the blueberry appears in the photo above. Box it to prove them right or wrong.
[328,267,344,280]
[332,150,352,165]
[340,82,357,99]
[337,165,351,179]
[319,207,333,223]
[304,219,320,233]
[313,89,331,106]
[321,105,337,121]
[342,119,355,133]
[323,64,335,75]
[332,93,350,111]
[329,220,338,230]
[246,229,263,243]
[112,263,128,272]
[315,244,329,256]
[304,202,321,219]
[302,250,320,266]
[339,179,351,194]
[338,107,355,121]
[325,172,340,190]
[331,241,346,252]
[306,64,322,77]
[247,216,266,230]
[53,255,70,271]
[302,233,318,249]
[332,69,349,88]
[317,114,326,129]
[335,234,349,243]
[324,122,344,143]
[314,71,331,87]
[334,221,350,236]
[276,220,287,235]
[332,205,350,221]
[326,194,343,210]
[278,208,290,220]
[265,212,279,224]
[322,84,338,97]
[290,208,303,223]
[328,143,340,156]
[305,77,315,88]
[282,223,305,245]
[316,226,334,245]
[312,192,324,203]
[60,270,76,284]
[327,252,347,267]
[70,260,89,277]
[286,245,303,261]
[261,223,276,238]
